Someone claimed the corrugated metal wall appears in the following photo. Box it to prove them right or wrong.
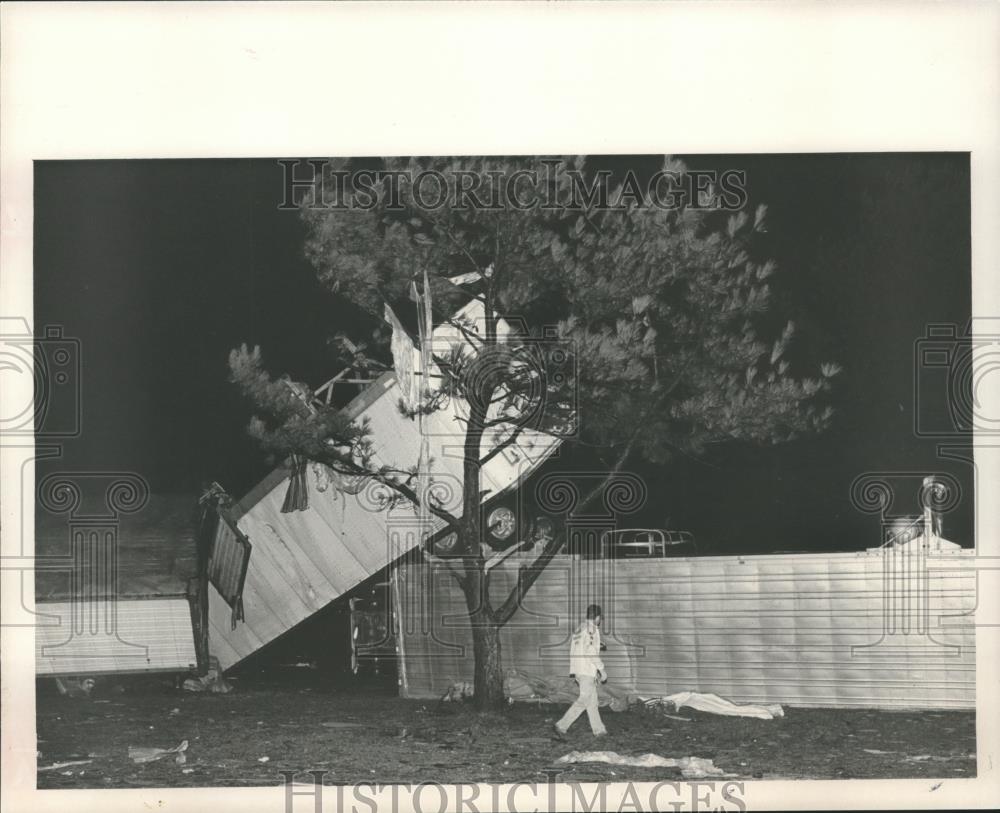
[35,598,197,676]
[396,543,976,709]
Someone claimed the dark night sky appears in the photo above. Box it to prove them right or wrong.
[33,155,973,554]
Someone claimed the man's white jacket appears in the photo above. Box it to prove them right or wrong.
[569,621,605,677]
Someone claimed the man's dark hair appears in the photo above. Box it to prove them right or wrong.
[586,603,602,620]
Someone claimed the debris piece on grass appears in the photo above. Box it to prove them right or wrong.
[182,656,232,694]
[555,750,731,779]
[182,768,194,774]
[128,740,189,764]
[863,749,896,755]
[38,759,93,772]
[441,681,474,702]
[661,713,693,722]
[258,756,270,763]
[169,708,180,716]
[321,721,365,729]
[54,677,96,698]
[643,692,783,720]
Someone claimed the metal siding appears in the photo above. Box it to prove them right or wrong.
[398,547,976,709]
[36,598,197,676]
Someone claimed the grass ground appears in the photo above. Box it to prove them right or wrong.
[36,669,976,788]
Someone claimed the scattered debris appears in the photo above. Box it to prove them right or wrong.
[555,750,730,779]
[169,708,180,716]
[504,669,635,712]
[37,759,93,772]
[258,756,270,763]
[661,714,693,723]
[863,748,896,755]
[441,681,474,703]
[54,677,96,698]
[128,740,189,765]
[182,768,194,774]
[182,657,233,694]
[643,692,784,721]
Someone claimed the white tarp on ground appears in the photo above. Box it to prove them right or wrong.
[645,691,784,720]
[555,751,730,779]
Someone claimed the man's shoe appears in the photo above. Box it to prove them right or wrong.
[552,724,568,741]
[593,731,608,738]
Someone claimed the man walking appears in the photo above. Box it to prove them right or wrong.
[554,603,607,738]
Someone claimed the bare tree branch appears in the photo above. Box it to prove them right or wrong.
[494,530,566,626]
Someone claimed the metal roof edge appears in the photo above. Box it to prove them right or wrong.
[341,371,397,421]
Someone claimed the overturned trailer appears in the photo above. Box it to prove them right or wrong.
[204,304,563,672]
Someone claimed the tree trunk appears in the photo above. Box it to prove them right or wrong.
[469,606,505,711]
[190,504,214,676]
[456,560,506,710]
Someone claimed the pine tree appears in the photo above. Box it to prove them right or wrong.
[229,156,840,710]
